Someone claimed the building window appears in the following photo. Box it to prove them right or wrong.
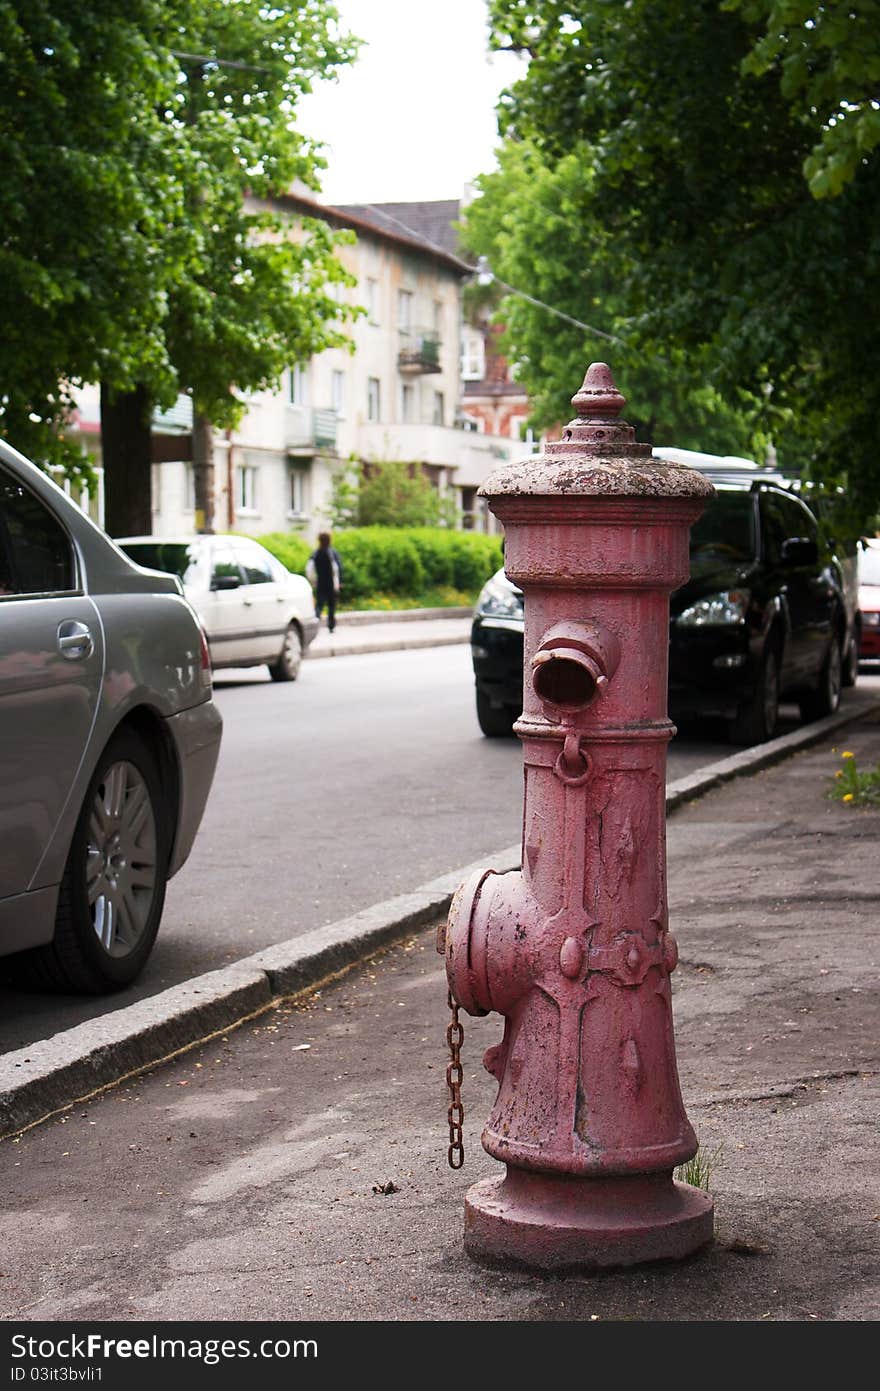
[461,331,485,381]
[289,465,309,516]
[433,391,445,426]
[433,299,443,334]
[184,463,196,511]
[365,277,379,324]
[397,288,413,330]
[289,364,308,406]
[367,377,381,422]
[331,370,346,417]
[235,464,257,513]
[401,383,415,423]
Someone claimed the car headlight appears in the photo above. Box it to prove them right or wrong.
[475,574,524,621]
[675,589,750,626]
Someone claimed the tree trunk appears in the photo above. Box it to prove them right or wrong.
[100,383,153,537]
[192,411,215,534]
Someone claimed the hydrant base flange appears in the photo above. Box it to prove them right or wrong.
[464,1169,714,1272]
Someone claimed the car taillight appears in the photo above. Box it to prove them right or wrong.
[198,626,213,690]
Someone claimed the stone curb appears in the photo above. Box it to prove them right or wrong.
[334,607,472,626]
[664,696,879,810]
[2,697,877,1138]
[0,849,519,1139]
[308,632,469,659]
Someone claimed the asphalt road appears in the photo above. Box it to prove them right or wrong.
[1,644,873,1054]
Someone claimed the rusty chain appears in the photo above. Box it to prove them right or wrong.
[445,989,465,1168]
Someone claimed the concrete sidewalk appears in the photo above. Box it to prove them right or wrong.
[307,605,472,659]
[0,708,877,1322]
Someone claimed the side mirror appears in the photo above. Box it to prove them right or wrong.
[780,537,818,567]
[211,573,241,591]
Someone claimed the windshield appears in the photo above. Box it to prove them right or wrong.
[861,544,880,585]
[689,492,756,565]
[121,542,200,584]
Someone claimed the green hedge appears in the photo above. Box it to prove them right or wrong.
[253,532,311,575]
[256,527,503,604]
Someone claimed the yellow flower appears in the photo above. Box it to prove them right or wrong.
[842,750,854,759]
[835,770,843,778]
[843,793,854,802]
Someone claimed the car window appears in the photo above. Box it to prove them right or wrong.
[0,467,75,596]
[234,545,274,585]
[689,492,756,564]
[762,491,818,564]
[120,541,202,585]
[210,545,242,584]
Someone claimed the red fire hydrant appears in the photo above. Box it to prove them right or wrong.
[441,363,716,1269]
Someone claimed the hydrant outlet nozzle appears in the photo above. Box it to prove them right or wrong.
[531,619,621,717]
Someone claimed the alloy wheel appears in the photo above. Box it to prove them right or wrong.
[763,652,780,737]
[86,760,158,958]
[828,638,842,711]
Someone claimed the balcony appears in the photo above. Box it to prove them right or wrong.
[286,405,338,453]
[398,329,441,375]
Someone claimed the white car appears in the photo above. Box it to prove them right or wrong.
[117,534,319,681]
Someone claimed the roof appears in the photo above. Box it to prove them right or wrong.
[652,446,788,489]
[335,201,465,259]
[269,191,472,276]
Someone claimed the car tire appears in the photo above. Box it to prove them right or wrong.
[6,729,170,994]
[841,627,860,688]
[799,633,843,722]
[476,688,518,738]
[269,623,302,682]
[729,642,780,746]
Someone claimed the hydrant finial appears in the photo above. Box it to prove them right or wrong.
[571,362,626,420]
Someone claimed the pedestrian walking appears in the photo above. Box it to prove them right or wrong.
[306,531,343,633]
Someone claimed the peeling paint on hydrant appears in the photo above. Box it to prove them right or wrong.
[439,363,716,1271]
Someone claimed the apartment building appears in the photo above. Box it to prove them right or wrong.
[73,192,525,539]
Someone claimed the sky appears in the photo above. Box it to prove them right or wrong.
[295,0,527,205]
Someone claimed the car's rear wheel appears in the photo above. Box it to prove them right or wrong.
[476,688,518,738]
[842,626,860,688]
[729,643,780,746]
[269,623,302,682]
[6,729,170,993]
[799,633,843,722]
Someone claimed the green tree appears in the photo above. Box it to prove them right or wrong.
[138,1,361,535]
[0,0,186,486]
[0,1,360,532]
[482,1,880,519]
[462,139,769,454]
[724,0,880,198]
[352,460,457,528]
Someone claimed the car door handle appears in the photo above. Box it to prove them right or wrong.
[57,619,94,661]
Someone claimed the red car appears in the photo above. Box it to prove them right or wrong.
[859,538,880,662]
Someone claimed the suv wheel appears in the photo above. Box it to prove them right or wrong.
[476,689,518,738]
[729,643,780,746]
[842,628,860,688]
[799,634,842,722]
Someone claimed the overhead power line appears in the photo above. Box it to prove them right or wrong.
[358,203,623,348]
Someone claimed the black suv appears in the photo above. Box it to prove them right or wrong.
[470,459,852,745]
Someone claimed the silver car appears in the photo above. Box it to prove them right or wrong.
[116,534,319,680]
[0,441,222,993]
